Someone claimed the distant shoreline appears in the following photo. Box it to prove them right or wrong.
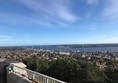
[0,43,118,48]
[55,43,118,48]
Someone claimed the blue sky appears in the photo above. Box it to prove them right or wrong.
[0,0,118,46]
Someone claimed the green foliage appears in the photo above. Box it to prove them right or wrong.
[105,67,118,83]
[47,59,81,83]
[35,59,49,74]
[23,58,36,71]
[22,58,118,83]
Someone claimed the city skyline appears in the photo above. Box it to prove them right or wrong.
[0,0,118,46]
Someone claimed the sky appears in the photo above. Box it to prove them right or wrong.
[0,0,118,46]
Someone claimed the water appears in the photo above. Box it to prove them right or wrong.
[23,45,118,52]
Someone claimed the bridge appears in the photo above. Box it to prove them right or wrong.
[0,58,66,83]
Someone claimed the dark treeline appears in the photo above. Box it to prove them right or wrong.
[22,58,118,83]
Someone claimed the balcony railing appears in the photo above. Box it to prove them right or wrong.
[7,65,66,83]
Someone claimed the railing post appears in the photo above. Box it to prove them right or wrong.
[8,65,66,83]
[33,74,35,80]
[47,78,49,83]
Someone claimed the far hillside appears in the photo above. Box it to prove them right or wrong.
[55,43,118,48]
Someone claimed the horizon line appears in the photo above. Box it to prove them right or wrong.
[0,43,118,47]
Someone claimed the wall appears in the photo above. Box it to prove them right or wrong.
[0,62,5,75]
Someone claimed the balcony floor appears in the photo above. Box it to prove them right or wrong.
[0,75,5,83]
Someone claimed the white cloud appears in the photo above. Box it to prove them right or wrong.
[6,0,78,26]
[86,0,98,5]
[76,36,118,44]
[0,36,9,38]
[0,12,34,24]
[78,23,98,31]
[0,35,11,41]
[0,11,55,27]
[97,36,118,43]
[57,6,78,22]
[23,0,78,22]
[0,35,31,46]
[17,39,32,42]
[101,0,118,19]
[24,34,31,37]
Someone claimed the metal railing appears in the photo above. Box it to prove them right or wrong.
[8,65,66,83]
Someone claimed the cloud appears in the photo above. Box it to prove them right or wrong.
[97,36,118,43]
[0,35,31,45]
[1,0,78,26]
[86,0,99,5]
[79,23,97,31]
[16,39,32,42]
[57,6,78,22]
[0,35,11,41]
[76,35,118,44]
[0,12,33,24]
[101,0,118,19]
[24,34,31,37]
[0,11,53,27]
